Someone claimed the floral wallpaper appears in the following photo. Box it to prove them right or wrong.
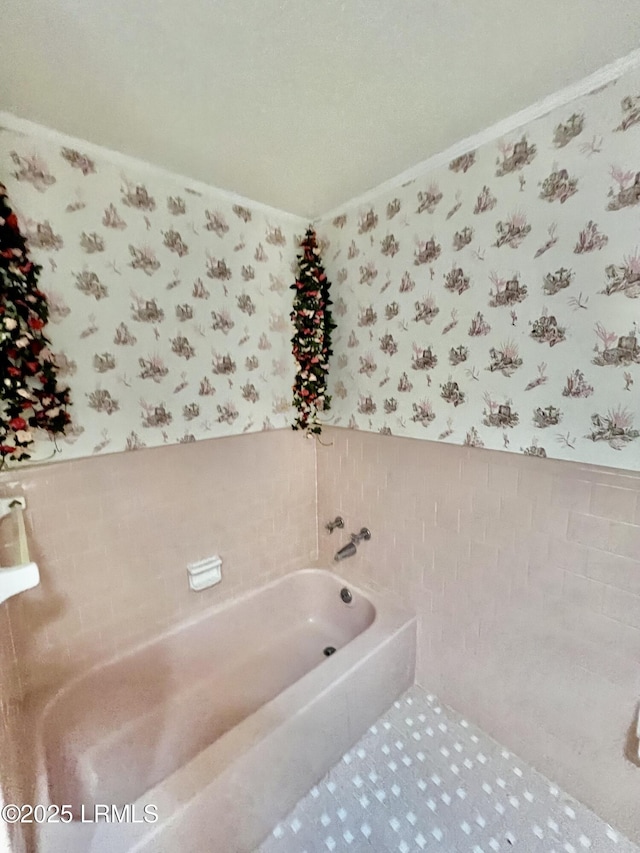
[317,67,640,470]
[3,61,640,470]
[0,124,305,462]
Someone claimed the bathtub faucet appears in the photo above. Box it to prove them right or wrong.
[334,541,357,561]
[325,516,344,534]
[334,528,371,562]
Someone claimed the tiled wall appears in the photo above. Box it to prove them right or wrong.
[0,430,317,703]
[0,604,24,853]
[316,66,640,471]
[0,429,316,852]
[316,426,640,843]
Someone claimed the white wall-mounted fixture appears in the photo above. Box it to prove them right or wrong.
[0,497,39,605]
[187,555,222,592]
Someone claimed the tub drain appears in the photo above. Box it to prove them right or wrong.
[323,646,337,657]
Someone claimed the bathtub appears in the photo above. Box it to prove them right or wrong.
[36,569,415,853]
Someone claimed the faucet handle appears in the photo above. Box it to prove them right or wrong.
[350,527,371,544]
[325,516,344,534]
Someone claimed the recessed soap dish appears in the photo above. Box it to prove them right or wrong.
[187,555,222,591]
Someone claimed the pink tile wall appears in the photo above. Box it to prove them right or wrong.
[0,430,317,853]
[2,421,639,843]
[316,427,640,844]
[0,429,317,704]
[0,429,316,852]
[0,602,25,852]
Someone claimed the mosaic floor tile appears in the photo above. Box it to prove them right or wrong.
[256,686,639,853]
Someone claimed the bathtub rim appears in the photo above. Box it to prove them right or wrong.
[33,568,410,825]
[123,574,413,845]
[35,571,415,852]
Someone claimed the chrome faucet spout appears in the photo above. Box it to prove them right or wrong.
[333,526,371,562]
[334,541,357,562]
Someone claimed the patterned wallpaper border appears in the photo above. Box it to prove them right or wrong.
[316,65,640,472]
[0,113,304,225]
[0,119,306,464]
[2,49,640,470]
[319,49,640,221]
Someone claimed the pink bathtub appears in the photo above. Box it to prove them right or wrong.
[36,569,415,852]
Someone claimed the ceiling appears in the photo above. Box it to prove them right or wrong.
[2,1,640,217]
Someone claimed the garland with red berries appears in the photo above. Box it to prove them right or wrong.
[290,227,336,436]
[0,183,71,466]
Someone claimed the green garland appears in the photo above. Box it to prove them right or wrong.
[0,183,71,466]
[290,227,336,435]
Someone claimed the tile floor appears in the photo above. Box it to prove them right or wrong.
[257,686,639,853]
